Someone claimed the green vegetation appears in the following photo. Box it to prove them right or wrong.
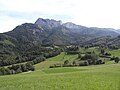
[0,62,35,75]
[0,43,120,89]
[1,18,120,90]
[42,67,87,74]
[107,49,120,57]
[0,63,120,90]
[0,46,120,90]
[0,46,60,66]
[35,52,78,70]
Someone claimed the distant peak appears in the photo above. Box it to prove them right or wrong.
[62,22,84,29]
[35,18,62,28]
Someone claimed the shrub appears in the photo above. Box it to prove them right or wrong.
[72,61,77,66]
[21,64,27,72]
[79,61,89,66]
[64,60,69,65]
[114,57,119,63]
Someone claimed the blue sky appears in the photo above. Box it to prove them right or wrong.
[0,0,120,33]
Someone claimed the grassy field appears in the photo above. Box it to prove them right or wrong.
[0,63,120,90]
[35,52,78,70]
[0,48,120,90]
[107,49,120,57]
[79,47,100,54]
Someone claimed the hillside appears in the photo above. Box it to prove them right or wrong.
[0,59,119,90]
[0,19,120,90]
[0,18,119,49]
[0,17,120,68]
[0,44,120,90]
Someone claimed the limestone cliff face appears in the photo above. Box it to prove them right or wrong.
[35,18,62,29]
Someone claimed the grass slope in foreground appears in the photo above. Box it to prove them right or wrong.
[0,63,120,90]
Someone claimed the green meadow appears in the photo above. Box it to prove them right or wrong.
[0,48,120,90]
[0,63,120,90]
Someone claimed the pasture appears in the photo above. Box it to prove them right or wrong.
[0,62,119,90]
[0,47,120,90]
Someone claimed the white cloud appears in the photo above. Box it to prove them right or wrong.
[0,0,120,33]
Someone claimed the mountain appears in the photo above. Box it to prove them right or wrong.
[35,18,62,29]
[1,17,120,66]
[62,22,119,37]
[114,29,120,34]
[0,18,120,54]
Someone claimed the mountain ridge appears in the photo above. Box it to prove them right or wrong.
[1,17,120,66]
[0,18,120,53]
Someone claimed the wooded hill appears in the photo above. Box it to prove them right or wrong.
[0,18,120,70]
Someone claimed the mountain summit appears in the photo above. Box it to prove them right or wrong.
[35,18,62,29]
[0,18,119,54]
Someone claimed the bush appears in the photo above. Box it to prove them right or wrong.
[15,69,22,74]
[101,62,105,64]
[72,61,77,66]
[105,53,111,56]
[49,64,62,68]
[0,67,7,75]
[114,57,119,63]
[66,46,79,54]
[78,53,81,58]
[79,61,89,66]
[5,68,12,75]
[96,60,105,65]
[0,62,35,76]
[21,64,27,72]
[0,67,12,75]
[64,60,69,65]
[49,66,54,68]
[110,56,115,60]
[25,62,35,71]
[81,53,98,61]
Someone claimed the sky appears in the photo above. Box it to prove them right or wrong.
[0,0,120,33]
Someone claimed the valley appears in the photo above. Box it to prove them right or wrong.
[0,18,120,90]
[0,49,120,90]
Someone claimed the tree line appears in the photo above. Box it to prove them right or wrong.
[0,47,61,67]
[0,62,35,75]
